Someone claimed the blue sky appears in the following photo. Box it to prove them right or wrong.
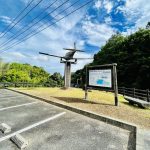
[0,0,149,74]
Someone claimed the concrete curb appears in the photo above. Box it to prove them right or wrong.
[7,88,137,150]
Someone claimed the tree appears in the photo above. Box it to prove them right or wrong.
[50,72,63,87]
[0,59,10,81]
[146,22,150,29]
[0,62,65,87]
[3,70,30,83]
[72,27,150,89]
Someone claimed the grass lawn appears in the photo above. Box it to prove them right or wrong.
[13,87,150,129]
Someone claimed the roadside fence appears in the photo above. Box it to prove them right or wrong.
[118,87,150,102]
[0,82,149,102]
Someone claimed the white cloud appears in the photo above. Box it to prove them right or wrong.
[122,0,150,30]
[122,26,137,36]
[0,16,13,25]
[105,16,112,24]
[94,0,102,9]
[73,52,93,71]
[2,52,26,60]
[1,8,93,75]
[32,55,49,61]
[82,20,115,46]
[11,52,26,58]
[2,51,26,63]
[104,0,113,14]
[0,0,117,75]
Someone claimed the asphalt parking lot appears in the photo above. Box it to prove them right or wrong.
[0,89,131,150]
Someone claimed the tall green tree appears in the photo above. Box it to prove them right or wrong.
[0,62,64,87]
[50,72,63,87]
[72,27,150,89]
[146,22,150,29]
[0,59,10,81]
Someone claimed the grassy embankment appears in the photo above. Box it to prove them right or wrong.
[14,87,150,129]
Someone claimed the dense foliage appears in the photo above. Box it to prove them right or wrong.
[0,62,63,87]
[0,58,10,78]
[72,27,150,89]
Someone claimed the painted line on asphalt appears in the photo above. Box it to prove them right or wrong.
[0,95,24,99]
[0,95,25,100]
[0,102,38,111]
[0,112,66,142]
[0,98,25,103]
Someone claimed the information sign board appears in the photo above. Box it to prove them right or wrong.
[86,65,114,90]
[85,64,118,106]
[89,69,112,88]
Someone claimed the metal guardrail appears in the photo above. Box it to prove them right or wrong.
[118,87,150,102]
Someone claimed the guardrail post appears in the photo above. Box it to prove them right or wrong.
[123,87,125,96]
[133,88,135,98]
[147,89,150,102]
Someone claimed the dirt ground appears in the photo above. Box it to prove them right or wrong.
[12,87,150,129]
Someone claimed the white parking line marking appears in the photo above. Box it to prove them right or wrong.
[0,112,66,142]
[0,102,38,111]
[0,98,23,103]
[0,96,13,98]
[0,95,24,98]
[0,95,25,100]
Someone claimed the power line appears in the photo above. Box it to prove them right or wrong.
[0,0,70,49]
[0,0,80,50]
[1,0,91,52]
[0,0,75,50]
[0,0,92,54]
[0,0,44,38]
[0,0,59,47]
[0,0,35,37]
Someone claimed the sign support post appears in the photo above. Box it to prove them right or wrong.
[113,64,118,106]
[84,66,88,100]
[85,88,88,100]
